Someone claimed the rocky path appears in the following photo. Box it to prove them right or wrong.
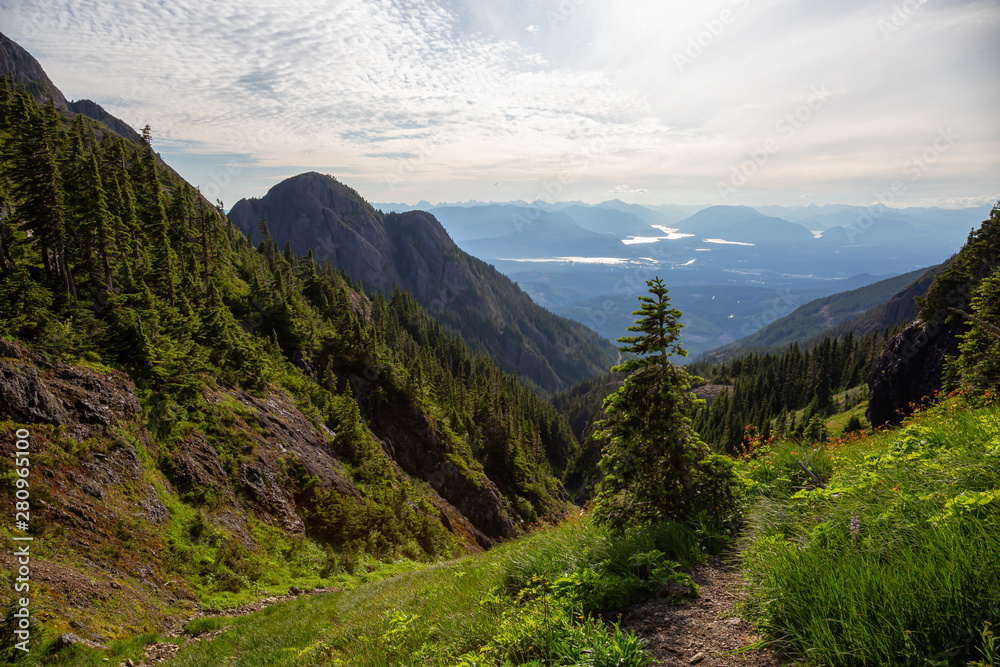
[620,561,786,667]
[119,587,341,667]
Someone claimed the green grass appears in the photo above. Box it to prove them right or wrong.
[16,515,712,666]
[824,399,868,436]
[182,616,231,636]
[740,399,1000,666]
[1,632,167,667]
[164,515,699,666]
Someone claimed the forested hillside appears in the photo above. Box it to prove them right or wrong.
[688,332,885,451]
[554,330,885,494]
[0,80,586,635]
[697,265,937,361]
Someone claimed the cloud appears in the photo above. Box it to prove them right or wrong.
[0,0,996,207]
[611,185,649,195]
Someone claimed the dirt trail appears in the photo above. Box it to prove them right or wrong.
[620,561,785,667]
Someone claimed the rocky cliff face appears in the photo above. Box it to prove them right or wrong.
[861,269,951,427]
[0,32,68,108]
[228,172,618,391]
[867,205,999,426]
[863,267,942,335]
[0,338,503,638]
[865,318,963,427]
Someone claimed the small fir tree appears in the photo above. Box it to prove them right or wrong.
[592,277,738,529]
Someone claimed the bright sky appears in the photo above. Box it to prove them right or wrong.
[2,0,998,208]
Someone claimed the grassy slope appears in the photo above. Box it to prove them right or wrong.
[739,396,1000,666]
[3,514,712,666]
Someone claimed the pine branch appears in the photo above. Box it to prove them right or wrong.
[948,307,1000,340]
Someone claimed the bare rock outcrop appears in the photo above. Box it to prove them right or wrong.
[866,318,963,427]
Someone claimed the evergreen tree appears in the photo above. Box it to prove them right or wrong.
[953,267,1000,390]
[5,91,75,295]
[592,277,709,528]
[134,126,176,302]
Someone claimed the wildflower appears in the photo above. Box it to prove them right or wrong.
[850,512,861,541]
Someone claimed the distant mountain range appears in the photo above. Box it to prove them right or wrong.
[379,198,988,358]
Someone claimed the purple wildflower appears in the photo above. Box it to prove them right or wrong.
[850,512,861,541]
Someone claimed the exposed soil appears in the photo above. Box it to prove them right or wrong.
[620,561,787,667]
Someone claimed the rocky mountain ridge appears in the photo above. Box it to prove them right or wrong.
[0,31,143,144]
[229,172,618,392]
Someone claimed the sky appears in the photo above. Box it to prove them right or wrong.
[1,0,998,209]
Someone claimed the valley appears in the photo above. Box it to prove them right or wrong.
[0,7,998,667]
[392,200,988,359]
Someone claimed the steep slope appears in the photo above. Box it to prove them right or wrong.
[229,173,618,391]
[819,264,944,339]
[867,204,1000,426]
[0,68,578,644]
[0,31,143,144]
[697,265,939,361]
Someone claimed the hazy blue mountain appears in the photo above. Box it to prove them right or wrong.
[554,205,654,237]
[671,206,815,244]
[645,203,709,224]
[756,204,990,250]
[376,200,436,212]
[429,204,591,243]
[460,217,626,259]
[594,200,675,226]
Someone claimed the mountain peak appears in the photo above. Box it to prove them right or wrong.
[0,31,69,108]
[0,32,143,144]
[229,172,617,390]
